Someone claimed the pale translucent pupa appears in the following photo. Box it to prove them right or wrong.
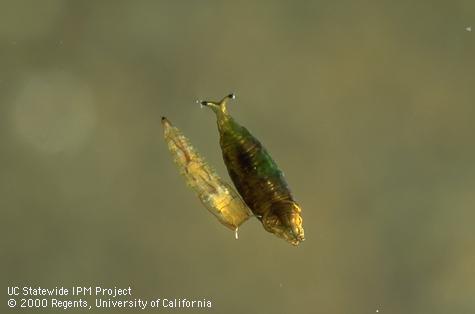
[161,117,251,238]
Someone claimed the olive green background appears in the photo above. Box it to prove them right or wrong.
[1,1,474,313]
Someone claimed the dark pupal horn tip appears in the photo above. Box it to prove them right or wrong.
[161,116,170,126]
[196,99,207,108]
[228,93,236,99]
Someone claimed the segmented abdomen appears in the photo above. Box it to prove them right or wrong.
[219,120,294,218]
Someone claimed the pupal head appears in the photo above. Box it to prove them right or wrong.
[198,93,235,116]
[262,201,305,246]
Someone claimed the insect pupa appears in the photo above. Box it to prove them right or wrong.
[161,117,252,235]
[200,94,305,246]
